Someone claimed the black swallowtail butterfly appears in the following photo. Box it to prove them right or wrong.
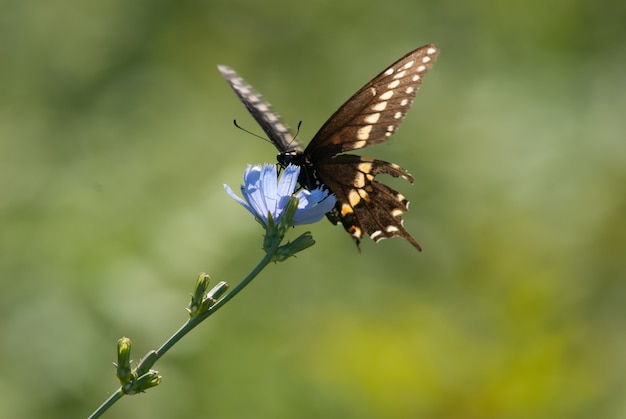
[219,44,439,250]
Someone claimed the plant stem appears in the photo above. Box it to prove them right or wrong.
[88,235,282,418]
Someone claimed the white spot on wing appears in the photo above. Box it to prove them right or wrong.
[364,113,380,124]
[348,190,361,207]
[372,101,388,111]
[357,125,373,140]
[386,225,399,233]
[379,90,394,100]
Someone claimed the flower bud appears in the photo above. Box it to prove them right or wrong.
[116,337,133,385]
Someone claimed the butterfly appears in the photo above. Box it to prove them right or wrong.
[218,44,439,250]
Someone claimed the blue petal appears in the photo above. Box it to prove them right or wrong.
[223,184,256,217]
[277,165,300,198]
[292,188,336,225]
[259,164,279,218]
[243,165,272,222]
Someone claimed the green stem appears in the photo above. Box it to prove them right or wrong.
[155,235,282,357]
[88,389,124,419]
[88,235,283,418]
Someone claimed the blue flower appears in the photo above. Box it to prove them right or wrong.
[224,164,336,229]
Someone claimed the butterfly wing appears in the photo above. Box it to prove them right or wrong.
[218,65,303,153]
[306,44,439,250]
[305,44,439,160]
[315,155,421,250]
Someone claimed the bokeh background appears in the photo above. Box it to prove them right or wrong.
[1,0,625,417]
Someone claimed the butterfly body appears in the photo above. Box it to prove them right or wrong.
[219,44,439,250]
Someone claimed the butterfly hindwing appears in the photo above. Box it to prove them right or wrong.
[315,155,421,250]
[219,44,439,250]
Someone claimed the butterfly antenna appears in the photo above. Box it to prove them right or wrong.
[285,120,303,151]
[294,121,302,139]
[233,119,272,143]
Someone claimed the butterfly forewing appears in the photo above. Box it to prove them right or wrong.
[218,65,303,153]
[305,44,439,160]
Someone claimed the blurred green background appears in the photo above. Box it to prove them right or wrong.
[1,0,625,417]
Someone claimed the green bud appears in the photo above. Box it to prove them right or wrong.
[273,232,315,261]
[201,281,229,311]
[116,337,133,385]
[188,273,211,317]
[136,350,159,377]
[125,371,161,395]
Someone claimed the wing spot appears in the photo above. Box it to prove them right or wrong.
[391,208,404,217]
[353,139,367,148]
[427,47,437,55]
[379,90,394,100]
[341,203,353,216]
[370,230,383,240]
[386,225,399,233]
[403,60,415,69]
[358,162,373,174]
[400,98,409,106]
[412,74,421,82]
[275,123,287,132]
[349,225,363,239]
[394,111,403,119]
[384,68,394,76]
[354,172,365,188]
[417,65,426,72]
[392,70,406,80]
[387,80,400,89]
[364,113,380,124]
[387,125,395,132]
[358,188,370,201]
[348,190,361,207]
[356,125,373,140]
[405,86,415,94]
[422,56,432,63]
[372,101,388,111]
